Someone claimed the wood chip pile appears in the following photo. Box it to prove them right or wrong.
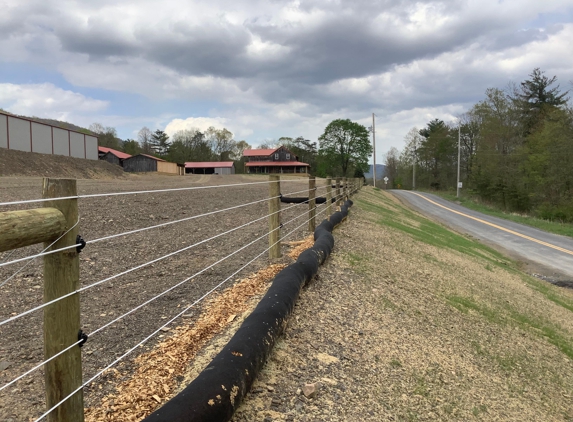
[85,235,314,421]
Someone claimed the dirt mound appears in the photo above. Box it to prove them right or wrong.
[0,148,125,179]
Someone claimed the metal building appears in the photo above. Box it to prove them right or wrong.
[185,161,235,175]
[0,111,98,160]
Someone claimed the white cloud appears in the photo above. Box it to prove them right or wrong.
[1,0,572,165]
[0,83,108,121]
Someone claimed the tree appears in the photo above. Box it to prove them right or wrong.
[206,126,235,160]
[90,123,122,150]
[123,139,141,155]
[231,140,252,173]
[318,119,372,177]
[138,127,154,154]
[418,119,457,190]
[151,130,170,156]
[280,136,318,173]
[384,147,400,188]
[167,129,215,163]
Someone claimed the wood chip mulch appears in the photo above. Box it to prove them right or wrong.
[85,235,314,421]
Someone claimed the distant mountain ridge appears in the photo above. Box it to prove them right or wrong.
[364,164,386,179]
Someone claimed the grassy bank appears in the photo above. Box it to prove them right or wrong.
[348,187,573,420]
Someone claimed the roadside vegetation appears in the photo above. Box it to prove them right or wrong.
[385,68,573,224]
[427,189,573,239]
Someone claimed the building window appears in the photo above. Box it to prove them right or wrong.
[286,153,290,160]
[274,153,279,160]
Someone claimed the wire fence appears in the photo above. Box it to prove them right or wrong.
[0,175,361,421]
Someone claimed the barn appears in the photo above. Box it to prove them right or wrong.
[185,161,235,175]
[98,146,131,167]
[123,154,183,174]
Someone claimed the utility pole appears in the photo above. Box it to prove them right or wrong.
[412,146,416,190]
[456,124,461,198]
[372,113,376,188]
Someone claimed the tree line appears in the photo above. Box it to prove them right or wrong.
[94,118,374,178]
[387,68,572,222]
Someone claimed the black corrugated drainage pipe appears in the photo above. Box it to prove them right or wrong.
[142,200,353,422]
[279,194,332,204]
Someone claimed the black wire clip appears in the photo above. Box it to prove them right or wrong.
[76,235,86,253]
[78,329,88,348]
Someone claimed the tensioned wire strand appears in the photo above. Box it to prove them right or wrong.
[0,186,313,270]
[32,189,355,422]
[0,178,313,207]
[0,188,355,395]
[0,195,328,393]
[0,199,307,327]
[0,217,80,289]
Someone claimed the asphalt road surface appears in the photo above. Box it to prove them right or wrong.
[392,190,573,281]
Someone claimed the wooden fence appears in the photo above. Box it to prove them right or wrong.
[0,175,362,421]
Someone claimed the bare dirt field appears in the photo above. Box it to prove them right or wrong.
[0,173,324,421]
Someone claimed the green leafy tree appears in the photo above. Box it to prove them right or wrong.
[122,139,141,155]
[232,140,252,173]
[318,119,372,177]
[206,127,235,160]
[167,129,215,163]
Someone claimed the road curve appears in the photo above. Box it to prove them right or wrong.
[391,190,573,280]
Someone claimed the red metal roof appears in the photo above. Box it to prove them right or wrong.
[185,161,235,168]
[98,146,131,160]
[242,148,278,157]
[246,161,309,167]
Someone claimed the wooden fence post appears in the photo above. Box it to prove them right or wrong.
[269,175,281,259]
[326,178,332,218]
[42,178,84,422]
[308,176,316,232]
[343,177,347,202]
[335,177,341,206]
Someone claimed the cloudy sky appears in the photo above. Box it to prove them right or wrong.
[1,0,572,164]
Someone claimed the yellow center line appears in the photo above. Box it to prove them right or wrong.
[406,191,573,257]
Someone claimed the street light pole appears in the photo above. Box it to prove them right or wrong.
[372,113,376,188]
[456,124,461,198]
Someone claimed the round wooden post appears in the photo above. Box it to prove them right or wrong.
[268,175,281,259]
[335,177,341,206]
[308,176,316,232]
[42,178,84,422]
[0,208,65,252]
[326,178,332,218]
[343,177,348,202]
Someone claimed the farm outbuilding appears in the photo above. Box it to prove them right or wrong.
[123,154,183,174]
[185,161,235,175]
[98,146,131,167]
[243,146,309,175]
[0,111,98,160]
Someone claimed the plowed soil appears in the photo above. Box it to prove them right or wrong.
[0,173,322,421]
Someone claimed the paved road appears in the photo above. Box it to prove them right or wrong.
[392,190,573,280]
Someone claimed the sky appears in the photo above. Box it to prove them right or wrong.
[0,0,572,165]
